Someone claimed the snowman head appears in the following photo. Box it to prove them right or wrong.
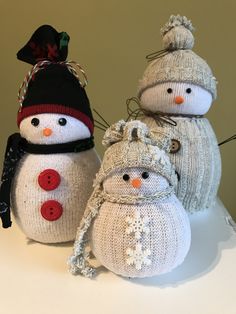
[19,113,91,144]
[17,26,94,144]
[17,63,94,144]
[138,15,217,114]
[140,81,213,115]
[103,167,169,197]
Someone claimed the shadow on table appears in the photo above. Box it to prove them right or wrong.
[126,199,236,288]
[26,239,74,248]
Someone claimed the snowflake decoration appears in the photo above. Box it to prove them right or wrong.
[125,211,150,240]
[126,243,151,270]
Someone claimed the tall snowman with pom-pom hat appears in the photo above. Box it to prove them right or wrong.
[0,25,100,243]
[137,15,221,213]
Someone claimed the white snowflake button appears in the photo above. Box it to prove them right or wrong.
[125,211,150,240]
[126,242,151,270]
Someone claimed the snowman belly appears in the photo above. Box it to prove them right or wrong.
[141,116,222,212]
[91,196,191,278]
[11,149,100,243]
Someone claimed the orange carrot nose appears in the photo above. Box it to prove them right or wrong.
[43,128,53,137]
[131,178,142,189]
[175,96,184,105]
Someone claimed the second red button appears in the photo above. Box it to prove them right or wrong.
[40,200,63,221]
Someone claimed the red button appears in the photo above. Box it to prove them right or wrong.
[40,200,63,221]
[38,169,61,191]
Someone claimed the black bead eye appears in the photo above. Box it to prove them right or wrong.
[123,174,130,181]
[186,88,192,94]
[142,172,149,179]
[58,118,67,126]
[167,88,173,94]
[31,118,40,127]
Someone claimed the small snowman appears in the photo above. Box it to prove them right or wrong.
[69,120,191,278]
[0,25,100,243]
[137,15,221,213]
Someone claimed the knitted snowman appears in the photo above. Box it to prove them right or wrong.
[69,120,191,278]
[0,25,100,243]
[137,15,221,213]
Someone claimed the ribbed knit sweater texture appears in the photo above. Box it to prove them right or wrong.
[140,116,221,212]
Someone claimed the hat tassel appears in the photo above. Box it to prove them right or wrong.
[68,186,104,277]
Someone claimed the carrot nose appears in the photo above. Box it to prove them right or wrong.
[131,178,142,189]
[175,96,184,105]
[43,128,53,137]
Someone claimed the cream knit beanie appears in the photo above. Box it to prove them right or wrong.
[95,120,178,188]
[137,15,217,100]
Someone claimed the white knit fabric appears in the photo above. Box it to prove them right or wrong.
[140,82,213,115]
[20,113,91,144]
[11,114,101,243]
[103,167,169,196]
[140,115,221,212]
[91,169,191,278]
[11,149,100,243]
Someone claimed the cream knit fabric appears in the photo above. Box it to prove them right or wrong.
[69,120,191,278]
[140,116,221,213]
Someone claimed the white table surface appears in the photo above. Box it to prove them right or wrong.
[0,199,236,314]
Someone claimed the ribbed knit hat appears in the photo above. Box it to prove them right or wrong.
[138,15,217,100]
[94,120,178,187]
[17,25,94,134]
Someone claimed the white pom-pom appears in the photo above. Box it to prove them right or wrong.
[160,15,194,36]
[160,15,195,50]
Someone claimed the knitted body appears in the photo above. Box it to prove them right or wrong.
[91,195,190,278]
[11,149,100,243]
[141,116,221,212]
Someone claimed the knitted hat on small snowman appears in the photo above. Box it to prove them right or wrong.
[138,15,217,115]
[95,120,177,188]
[69,120,183,278]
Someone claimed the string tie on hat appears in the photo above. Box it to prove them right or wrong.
[18,60,88,112]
